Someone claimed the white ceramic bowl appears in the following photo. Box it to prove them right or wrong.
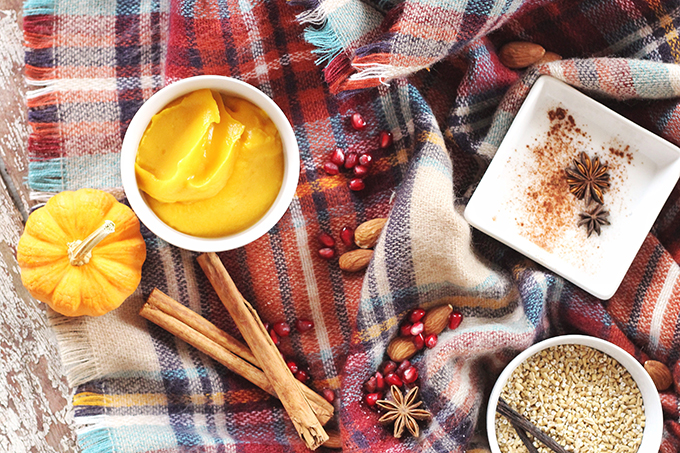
[120,75,300,252]
[487,335,662,453]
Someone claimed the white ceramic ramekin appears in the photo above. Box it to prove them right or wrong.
[487,334,662,453]
[120,75,299,252]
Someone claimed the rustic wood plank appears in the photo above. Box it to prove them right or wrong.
[0,0,79,451]
[0,174,78,452]
[0,0,32,220]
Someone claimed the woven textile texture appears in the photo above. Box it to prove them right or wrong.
[21,0,680,451]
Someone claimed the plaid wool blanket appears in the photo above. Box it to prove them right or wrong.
[22,0,680,451]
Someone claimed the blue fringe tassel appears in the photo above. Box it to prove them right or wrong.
[303,20,344,65]
[23,0,54,16]
[78,428,114,453]
[28,159,63,192]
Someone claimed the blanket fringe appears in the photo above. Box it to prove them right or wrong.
[23,0,63,197]
[25,68,57,83]
[350,62,392,81]
[27,91,58,107]
[295,3,327,26]
[324,52,354,94]
[302,18,344,65]
[344,60,393,91]
[48,312,101,387]
[23,0,54,15]
[75,416,114,453]
[28,159,64,193]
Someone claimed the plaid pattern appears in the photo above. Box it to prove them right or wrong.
[21,0,680,452]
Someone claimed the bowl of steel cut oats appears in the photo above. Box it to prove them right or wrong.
[487,335,662,453]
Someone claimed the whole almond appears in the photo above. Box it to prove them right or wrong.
[537,51,562,64]
[354,218,387,249]
[423,304,453,335]
[644,360,673,391]
[499,41,546,69]
[387,336,418,362]
[339,249,373,272]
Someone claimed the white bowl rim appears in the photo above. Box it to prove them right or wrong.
[120,75,300,252]
[487,334,662,453]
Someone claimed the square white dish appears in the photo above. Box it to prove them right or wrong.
[464,76,680,300]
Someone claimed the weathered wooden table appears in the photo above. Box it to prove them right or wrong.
[0,1,79,450]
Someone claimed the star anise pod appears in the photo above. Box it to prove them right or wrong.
[578,203,610,237]
[565,152,610,205]
[376,385,431,438]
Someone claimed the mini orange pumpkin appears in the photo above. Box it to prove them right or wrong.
[17,188,147,317]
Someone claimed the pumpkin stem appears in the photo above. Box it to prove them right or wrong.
[68,220,116,266]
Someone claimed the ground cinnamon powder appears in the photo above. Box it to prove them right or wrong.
[500,105,633,273]
[513,107,633,254]
[514,107,586,252]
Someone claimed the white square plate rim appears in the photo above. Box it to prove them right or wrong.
[464,75,680,300]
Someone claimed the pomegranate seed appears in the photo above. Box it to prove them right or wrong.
[318,247,335,260]
[287,361,299,374]
[323,161,339,175]
[425,333,438,349]
[409,308,426,323]
[365,392,380,406]
[330,148,345,166]
[269,329,280,346]
[296,319,314,332]
[364,376,377,393]
[340,227,354,246]
[396,360,411,378]
[382,360,397,375]
[322,389,335,403]
[379,130,393,148]
[273,321,291,337]
[385,372,403,387]
[448,311,463,330]
[344,152,358,169]
[358,153,372,166]
[351,112,366,131]
[295,370,309,382]
[318,232,335,248]
[400,323,413,337]
[353,164,369,177]
[375,372,385,391]
[413,333,425,350]
[348,178,365,191]
[410,322,424,336]
[402,366,418,384]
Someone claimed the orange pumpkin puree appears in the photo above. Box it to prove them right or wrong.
[135,89,284,237]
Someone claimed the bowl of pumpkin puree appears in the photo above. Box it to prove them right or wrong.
[120,76,299,252]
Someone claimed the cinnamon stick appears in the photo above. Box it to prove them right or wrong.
[140,303,272,392]
[146,288,256,364]
[323,431,342,449]
[140,289,334,426]
[198,252,328,450]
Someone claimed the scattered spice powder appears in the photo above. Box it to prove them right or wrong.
[512,107,590,252]
[508,107,633,258]
[608,144,634,165]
